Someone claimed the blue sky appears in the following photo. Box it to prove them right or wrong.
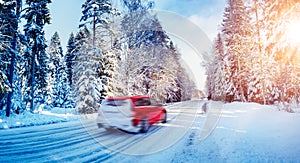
[45,0,84,49]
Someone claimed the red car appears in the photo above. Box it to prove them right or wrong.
[97,95,167,133]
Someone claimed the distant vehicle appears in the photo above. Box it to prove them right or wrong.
[97,95,167,133]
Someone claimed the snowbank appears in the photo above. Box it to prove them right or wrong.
[171,102,300,162]
[0,107,78,129]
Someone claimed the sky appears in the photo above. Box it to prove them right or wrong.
[44,0,226,90]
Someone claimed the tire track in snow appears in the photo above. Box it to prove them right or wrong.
[0,120,81,138]
[0,120,112,162]
[0,101,203,162]
[0,121,97,150]
[0,122,94,150]
[0,118,161,162]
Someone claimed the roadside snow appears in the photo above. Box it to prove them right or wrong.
[0,107,78,129]
[171,102,300,162]
[107,101,300,162]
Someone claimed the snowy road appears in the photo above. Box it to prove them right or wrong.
[0,100,205,163]
[1,101,300,162]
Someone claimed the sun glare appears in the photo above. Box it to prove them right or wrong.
[286,20,300,46]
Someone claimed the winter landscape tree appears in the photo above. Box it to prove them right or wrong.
[65,33,76,88]
[0,0,199,116]
[23,0,51,111]
[206,33,228,101]
[48,32,74,108]
[0,0,22,116]
[78,0,120,102]
[72,28,102,114]
[117,0,194,103]
[79,0,120,47]
[209,0,300,110]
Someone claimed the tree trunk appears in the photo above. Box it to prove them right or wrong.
[6,38,16,117]
[254,0,266,105]
[93,11,96,47]
[30,48,36,112]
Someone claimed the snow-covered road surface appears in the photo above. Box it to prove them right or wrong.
[0,100,205,162]
[1,100,300,162]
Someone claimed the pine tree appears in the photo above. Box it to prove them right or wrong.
[263,0,300,104]
[97,50,118,99]
[79,0,120,101]
[0,0,22,116]
[23,0,51,111]
[65,33,76,88]
[73,28,102,114]
[119,1,189,103]
[207,33,228,101]
[121,0,155,49]
[48,32,64,107]
[48,32,75,108]
[221,0,253,102]
[80,0,119,47]
[0,72,10,111]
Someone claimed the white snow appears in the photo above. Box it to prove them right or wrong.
[108,101,300,162]
[1,101,300,162]
[0,107,78,129]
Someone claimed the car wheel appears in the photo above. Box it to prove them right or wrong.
[140,117,150,133]
[161,112,167,123]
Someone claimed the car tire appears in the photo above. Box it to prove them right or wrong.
[140,117,150,133]
[161,112,167,123]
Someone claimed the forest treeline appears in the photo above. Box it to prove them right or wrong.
[0,0,197,116]
[206,0,300,111]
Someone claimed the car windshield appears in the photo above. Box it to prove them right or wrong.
[104,99,127,106]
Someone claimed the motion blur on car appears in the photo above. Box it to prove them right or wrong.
[97,95,167,133]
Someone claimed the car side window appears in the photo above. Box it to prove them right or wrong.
[135,98,151,106]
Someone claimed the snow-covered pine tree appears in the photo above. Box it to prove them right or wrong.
[166,41,194,102]
[0,72,10,112]
[221,0,252,102]
[262,0,300,104]
[119,0,155,96]
[177,67,198,102]
[207,33,228,101]
[106,22,125,97]
[23,0,51,111]
[65,33,76,88]
[47,33,57,106]
[97,50,118,99]
[79,0,119,100]
[119,0,190,103]
[80,0,120,47]
[0,1,14,113]
[73,28,102,114]
[48,32,71,108]
[121,0,154,49]
[243,0,277,104]
[0,0,22,116]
